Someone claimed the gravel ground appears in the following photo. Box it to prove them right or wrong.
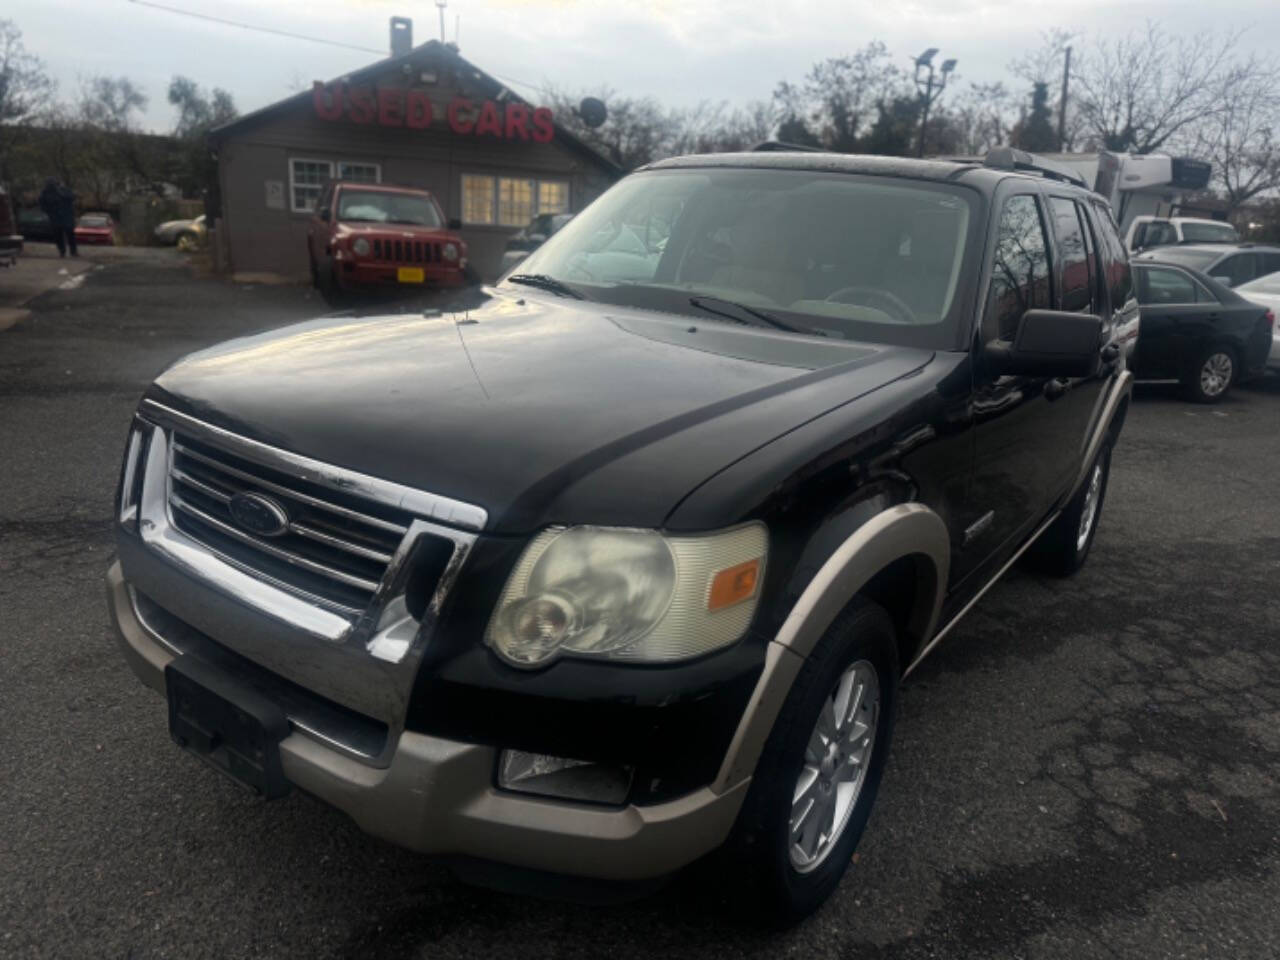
[2,254,1278,959]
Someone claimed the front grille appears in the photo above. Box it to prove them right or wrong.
[371,238,441,264]
[167,433,415,616]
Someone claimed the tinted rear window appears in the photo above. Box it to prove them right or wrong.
[1143,248,1221,271]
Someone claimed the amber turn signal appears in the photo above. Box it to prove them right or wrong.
[708,558,761,611]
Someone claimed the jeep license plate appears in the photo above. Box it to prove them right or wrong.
[397,267,425,284]
[165,655,291,799]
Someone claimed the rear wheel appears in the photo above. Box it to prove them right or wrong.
[1183,344,1235,403]
[1025,442,1111,577]
[730,599,898,924]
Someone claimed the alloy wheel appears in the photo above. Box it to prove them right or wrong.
[1076,461,1103,552]
[1199,352,1233,398]
[789,659,880,873]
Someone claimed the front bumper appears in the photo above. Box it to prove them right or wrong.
[337,260,466,290]
[107,560,749,880]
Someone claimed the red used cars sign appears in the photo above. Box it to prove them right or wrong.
[312,82,554,143]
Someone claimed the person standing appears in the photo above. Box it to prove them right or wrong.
[38,178,78,258]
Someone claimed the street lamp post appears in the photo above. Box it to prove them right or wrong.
[914,49,956,158]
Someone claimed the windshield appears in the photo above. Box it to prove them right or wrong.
[1179,221,1237,243]
[79,215,109,226]
[337,190,441,227]
[1142,248,1220,271]
[510,168,979,348]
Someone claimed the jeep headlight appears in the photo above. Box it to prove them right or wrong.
[352,237,370,257]
[486,524,767,667]
[442,242,459,261]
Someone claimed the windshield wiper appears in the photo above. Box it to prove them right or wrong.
[507,274,584,299]
[688,295,822,336]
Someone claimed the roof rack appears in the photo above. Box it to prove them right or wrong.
[983,147,1087,188]
[752,140,828,153]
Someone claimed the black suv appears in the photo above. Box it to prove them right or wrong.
[108,147,1132,920]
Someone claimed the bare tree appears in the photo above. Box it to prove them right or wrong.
[950,82,1017,155]
[1071,23,1251,153]
[1193,67,1280,212]
[0,19,55,175]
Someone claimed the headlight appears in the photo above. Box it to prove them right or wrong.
[442,242,459,261]
[352,237,370,257]
[486,523,767,667]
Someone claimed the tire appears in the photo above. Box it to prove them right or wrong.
[729,599,899,924]
[1025,442,1111,577]
[1182,344,1235,403]
[317,264,346,308]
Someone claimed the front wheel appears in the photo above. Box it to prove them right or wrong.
[729,599,899,923]
[1183,345,1235,403]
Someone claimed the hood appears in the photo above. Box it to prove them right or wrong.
[337,222,458,240]
[148,292,932,533]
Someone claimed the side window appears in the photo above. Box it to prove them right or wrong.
[987,194,1053,340]
[1146,222,1177,246]
[1090,201,1134,312]
[1136,266,1197,305]
[1049,197,1091,312]
[316,185,334,219]
[1214,254,1256,287]
[1075,201,1101,312]
[1259,252,1280,278]
[1193,280,1221,304]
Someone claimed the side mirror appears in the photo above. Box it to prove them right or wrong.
[985,310,1103,378]
[318,210,330,222]
[528,233,547,244]
[1210,275,1232,286]
[447,217,462,231]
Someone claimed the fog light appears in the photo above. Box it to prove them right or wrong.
[498,750,633,805]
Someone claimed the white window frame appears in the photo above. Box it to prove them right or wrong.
[289,158,382,214]
[460,174,571,225]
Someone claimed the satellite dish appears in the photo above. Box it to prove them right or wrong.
[577,97,607,129]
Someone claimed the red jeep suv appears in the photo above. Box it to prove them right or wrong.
[307,183,469,302]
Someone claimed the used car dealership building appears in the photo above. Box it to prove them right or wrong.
[209,23,620,281]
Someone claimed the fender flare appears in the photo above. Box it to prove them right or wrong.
[711,503,949,794]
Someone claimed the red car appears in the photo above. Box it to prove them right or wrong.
[75,212,116,245]
[307,183,468,302]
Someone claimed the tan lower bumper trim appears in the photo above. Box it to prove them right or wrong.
[106,560,748,880]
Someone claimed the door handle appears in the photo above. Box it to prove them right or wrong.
[1045,378,1070,400]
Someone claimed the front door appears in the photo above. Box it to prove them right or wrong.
[953,189,1088,585]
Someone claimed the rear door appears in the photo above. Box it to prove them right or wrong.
[1133,265,1218,377]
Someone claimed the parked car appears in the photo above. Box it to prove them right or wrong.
[1131,259,1274,401]
[74,212,116,246]
[1125,215,1237,252]
[108,147,1133,921]
[155,214,206,251]
[499,212,574,275]
[16,207,56,243]
[1235,271,1280,374]
[306,183,468,303]
[0,185,21,267]
[1136,242,1280,288]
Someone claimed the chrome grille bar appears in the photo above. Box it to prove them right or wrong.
[170,493,383,593]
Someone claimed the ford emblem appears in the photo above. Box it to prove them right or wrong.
[228,492,290,538]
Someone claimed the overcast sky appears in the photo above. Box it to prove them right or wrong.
[9,0,1280,133]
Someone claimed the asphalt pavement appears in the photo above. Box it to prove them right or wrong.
[2,253,1278,959]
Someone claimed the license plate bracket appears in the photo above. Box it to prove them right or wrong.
[397,266,425,284]
[165,655,291,799]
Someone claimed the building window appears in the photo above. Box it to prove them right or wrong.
[461,175,570,225]
[337,161,380,184]
[461,174,495,224]
[289,158,382,213]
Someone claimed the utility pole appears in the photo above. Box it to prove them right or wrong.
[914,49,956,158]
[1057,45,1072,152]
